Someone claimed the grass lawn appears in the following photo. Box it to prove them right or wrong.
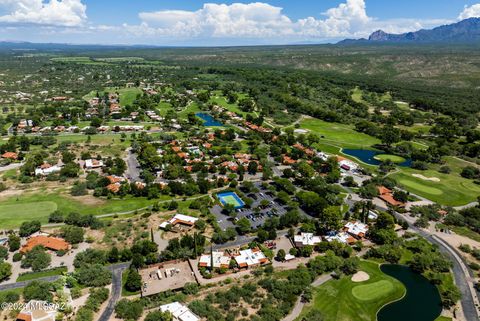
[435,317,452,321]
[16,267,67,282]
[374,154,406,163]
[0,201,58,228]
[296,261,405,321]
[299,117,380,148]
[83,87,142,107]
[391,161,480,206]
[0,191,172,228]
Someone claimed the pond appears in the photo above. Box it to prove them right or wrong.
[196,112,224,127]
[377,264,442,321]
[342,149,412,167]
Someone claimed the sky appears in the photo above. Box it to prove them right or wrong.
[0,0,479,46]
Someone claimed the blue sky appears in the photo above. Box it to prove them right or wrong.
[0,0,479,45]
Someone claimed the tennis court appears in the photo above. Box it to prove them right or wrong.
[217,192,245,209]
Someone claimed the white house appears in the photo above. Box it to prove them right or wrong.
[234,248,268,268]
[198,251,231,269]
[16,300,57,321]
[159,214,198,229]
[160,302,200,321]
[85,159,103,169]
[35,164,62,176]
[344,221,369,239]
[294,233,322,248]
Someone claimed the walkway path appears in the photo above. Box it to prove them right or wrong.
[281,274,332,321]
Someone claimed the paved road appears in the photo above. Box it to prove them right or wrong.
[125,148,142,182]
[0,275,61,291]
[0,162,23,173]
[97,262,130,321]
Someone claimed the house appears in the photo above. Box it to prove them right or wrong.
[198,251,231,269]
[84,159,103,169]
[377,186,405,207]
[233,248,268,269]
[282,155,297,165]
[325,232,356,245]
[35,164,62,176]
[159,214,198,229]
[16,300,57,321]
[1,152,18,160]
[343,221,369,239]
[294,233,322,248]
[159,302,200,321]
[20,236,70,253]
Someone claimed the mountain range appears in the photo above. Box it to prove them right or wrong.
[339,17,480,44]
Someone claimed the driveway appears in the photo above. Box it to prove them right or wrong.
[124,148,142,182]
[97,262,130,321]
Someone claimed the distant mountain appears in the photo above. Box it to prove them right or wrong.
[339,17,480,44]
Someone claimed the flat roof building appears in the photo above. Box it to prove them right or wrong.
[294,233,322,248]
[233,248,269,269]
[159,302,200,321]
[198,251,231,269]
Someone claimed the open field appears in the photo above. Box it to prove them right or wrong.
[296,261,405,321]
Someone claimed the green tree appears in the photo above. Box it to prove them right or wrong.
[125,268,142,292]
[21,246,51,271]
[115,299,144,321]
[0,262,12,281]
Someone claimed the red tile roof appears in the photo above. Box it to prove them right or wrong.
[20,236,70,253]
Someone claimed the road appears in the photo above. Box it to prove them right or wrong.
[124,148,142,182]
[97,262,130,321]
[0,275,61,291]
[0,162,23,173]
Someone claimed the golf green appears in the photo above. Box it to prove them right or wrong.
[398,179,443,195]
[352,280,395,301]
[374,154,406,164]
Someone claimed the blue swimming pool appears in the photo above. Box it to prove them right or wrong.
[217,191,245,209]
[342,149,412,167]
[196,113,224,127]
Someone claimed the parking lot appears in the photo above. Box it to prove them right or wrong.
[212,184,289,230]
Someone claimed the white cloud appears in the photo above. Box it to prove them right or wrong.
[0,0,87,27]
[458,3,480,20]
[126,1,449,43]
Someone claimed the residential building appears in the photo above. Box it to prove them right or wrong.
[344,221,369,239]
[198,251,231,269]
[20,236,70,253]
[159,214,198,229]
[294,233,322,248]
[16,300,57,321]
[233,248,268,268]
[159,302,200,321]
[84,159,103,169]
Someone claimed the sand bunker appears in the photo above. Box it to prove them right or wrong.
[351,271,370,282]
[412,174,440,182]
